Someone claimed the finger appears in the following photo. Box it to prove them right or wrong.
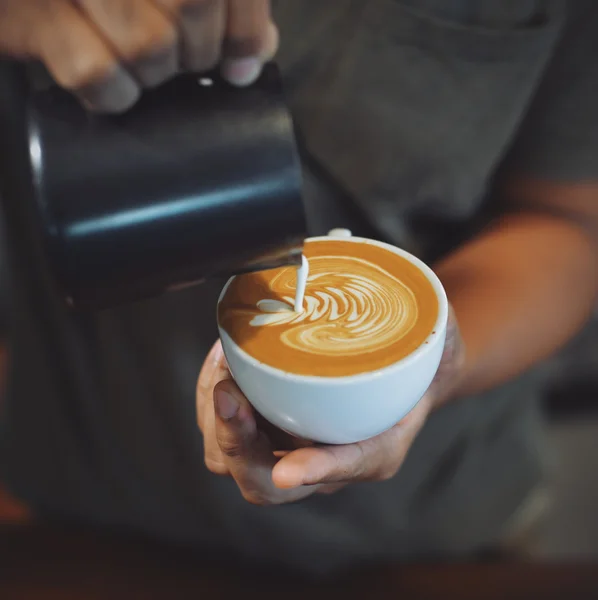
[35,2,140,112]
[155,0,226,72]
[0,2,46,57]
[213,380,279,503]
[427,304,466,408]
[203,349,232,475]
[196,341,227,418]
[76,0,178,88]
[197,342,230,474]
[222,0,278,86]
[214,380,318,504]
[203,399,229,475]
[272,444,372,489]
[440,304,462,370]
[213,379,273,467]
[272,399,431,489]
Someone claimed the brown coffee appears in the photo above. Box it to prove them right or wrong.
[218,239,439,377]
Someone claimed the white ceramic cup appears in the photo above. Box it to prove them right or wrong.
[218,230,448,445]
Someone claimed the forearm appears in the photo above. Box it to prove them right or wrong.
[435,211,598,400]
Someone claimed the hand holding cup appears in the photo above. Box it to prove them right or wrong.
[196,233,465,505]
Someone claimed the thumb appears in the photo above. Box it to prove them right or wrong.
[213,380,271,463]
[213,381,323,505]
[213,381,280,504]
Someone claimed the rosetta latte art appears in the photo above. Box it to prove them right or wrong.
[247,255,419,356]
[219,239,439,376]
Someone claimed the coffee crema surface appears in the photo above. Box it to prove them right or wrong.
[218,240,439,377]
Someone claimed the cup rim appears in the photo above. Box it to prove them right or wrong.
[217,235,449,385]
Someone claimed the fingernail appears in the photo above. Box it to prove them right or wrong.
[215,389,239,421]
[221,57,262,87]
[76,66,140,114]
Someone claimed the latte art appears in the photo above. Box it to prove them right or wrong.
[218,239,439,377]
[248,257,419,357]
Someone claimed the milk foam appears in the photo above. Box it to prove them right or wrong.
[248,255,419,357]
[293,254,309,313]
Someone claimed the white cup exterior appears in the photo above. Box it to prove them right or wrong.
[218,234,448,445]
